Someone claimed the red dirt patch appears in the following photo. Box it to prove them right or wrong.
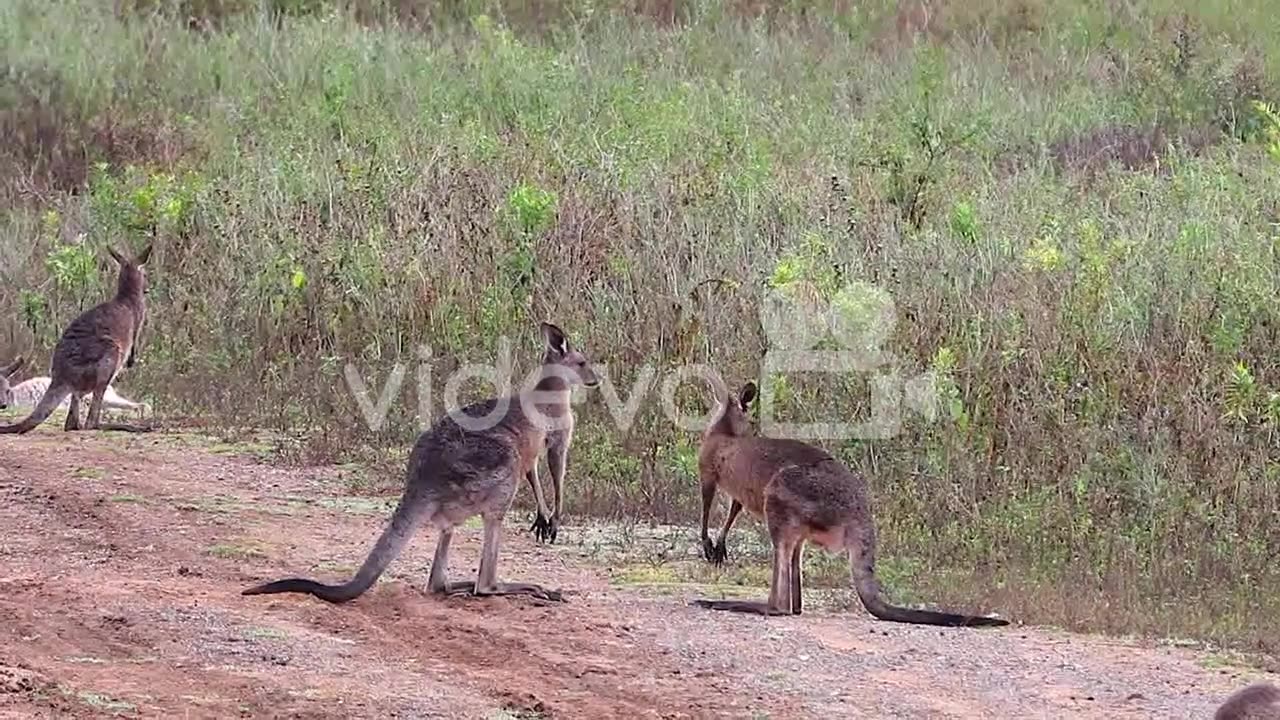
[0,430,1273,718]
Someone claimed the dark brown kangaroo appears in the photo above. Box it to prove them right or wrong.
[0,245,152,435]
[0,356,28,410]
[1216,683,1280,720]
[242,321,598,604]
[693,377,1009,627]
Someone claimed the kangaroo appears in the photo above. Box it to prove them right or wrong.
[693,376,1009,627]
[1216,683,1280,720]
[0,245,152,435]
[8,376,148,421]
[0,356,27,409]
[242,321,598,604]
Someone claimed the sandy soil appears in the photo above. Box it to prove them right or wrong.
[0,430,1273,719]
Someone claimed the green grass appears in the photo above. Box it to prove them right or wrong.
[206,542,267,560]
[2,0,1279,657]
[243,626,289,641]
[107,494,148,504]
[67,689,136,715]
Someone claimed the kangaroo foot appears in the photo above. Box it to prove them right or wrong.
[445,580,564,602]
[691,599,788,616]
[701,537,728,565]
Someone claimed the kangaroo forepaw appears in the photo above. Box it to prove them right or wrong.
[701,537,728,565]
[531,513,558,544]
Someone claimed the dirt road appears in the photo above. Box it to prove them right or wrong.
[0,431,1272,718]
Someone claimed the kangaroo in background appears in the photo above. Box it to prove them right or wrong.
[693,376,1009,627]
[1216,682,1280,720]
[0,356,27,410]
[0,244,152,435]
[242,321,598,604]
[7,376,148,421]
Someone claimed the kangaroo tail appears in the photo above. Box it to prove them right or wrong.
[849,548,1009,628]
[241,490,422,604]
[0,384,73,434]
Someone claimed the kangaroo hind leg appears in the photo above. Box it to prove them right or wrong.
[692,537,793,616]
[446,514,564,602]
[64,394,82,431]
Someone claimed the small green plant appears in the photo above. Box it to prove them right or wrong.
[45,241,98,298]
[861,46,988,230]
[506,182,558,237]
[931,346,968,430]
[949,200,981,243]
[1254,101,1280,162]
[1223,361,1258,425]
[18,289,46,335]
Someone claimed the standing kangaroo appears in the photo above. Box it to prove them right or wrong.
[693,377,1009,627]
[0,245,152,435]
[242,321,598,604]
[1216,683,1280,720]
[0,356,28,410]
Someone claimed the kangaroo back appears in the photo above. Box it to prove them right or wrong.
[1216,683,1280,720]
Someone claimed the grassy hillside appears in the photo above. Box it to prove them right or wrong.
[3,0,1279,656]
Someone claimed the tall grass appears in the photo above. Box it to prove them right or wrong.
[2,0,1279,655]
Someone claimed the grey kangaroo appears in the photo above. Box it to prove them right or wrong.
[242,321,598,604]
[693,376,1009,627]
[0,356,28,409]
[0,245,152,434]
[1216,683,1280,720]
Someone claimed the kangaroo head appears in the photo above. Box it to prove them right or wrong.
[109,244,152,300]
[705,377,756,438]
[540,321,599,389]
[0,356,25,410]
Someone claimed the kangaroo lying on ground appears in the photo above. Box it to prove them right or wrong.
[242,321,598,604]
[693,377,1009,627]
[0,357,27,410]
[0,245,153,434]
[1217,682,1280,720]
[6,376,148,421]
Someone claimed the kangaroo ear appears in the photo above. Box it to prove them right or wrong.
[107,247,126,266]
[135,243,153,266]
[738,382,757,410]
[541,322,569,356]
[2,356,24,378]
